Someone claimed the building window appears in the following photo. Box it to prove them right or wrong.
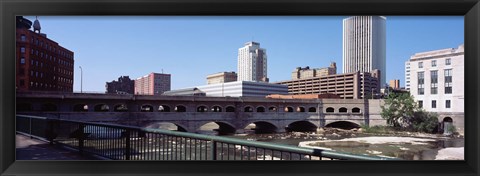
[20,57,25,64]
[20,34,26,41]
[418,62,423,68]
[430,70,438,94]
[20,47,25,53]
[418,100,423,108]
[445,69,452,94]
[431,60,437,67]
[432,100,436,108]
[417,72,424,95]
[445,58,451,65]
[19,79,25,86]
[446,100,451,108]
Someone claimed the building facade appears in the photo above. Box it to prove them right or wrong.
[106,76,135,94]
[291,62,337,80]
[237,41,268,82]
[206,72,237,84]
[342,16,386,86]
[164,81,288,97]
[134,73,171,95]
[389,80,400,90]
[405,62,411,90]
[16,16,74,92]
[276,70,381,99]
[405,44,464,130]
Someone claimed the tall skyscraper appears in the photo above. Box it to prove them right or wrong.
[16,16,75,92]
[237,41,268,82]
[342,16,386,86]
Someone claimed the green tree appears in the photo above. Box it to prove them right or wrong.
[380,92,418,128]
[380,92,439,133]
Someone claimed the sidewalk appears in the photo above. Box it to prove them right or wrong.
[16,134,99,160]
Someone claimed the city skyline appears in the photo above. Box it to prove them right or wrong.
[24,16,464,92]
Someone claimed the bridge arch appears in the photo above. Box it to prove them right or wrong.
[256,106,266,112]
[174,105,187,112]
[17,103,32,111]
[158,105,171,112]
[308,107,317,112]
[244,106,253,112]
[145,122,188,132]
[284,106,294,112]
[73,104,88,112]
[41,103,57,111]
[286,121,318,132]
[94,104,110,112]
[140,104,154,112]
[325,121,361,130]
[211,105,222,112]
[352,107,361,113]
[268,106,277,112]
[225,105,235,112]
[296,106,305,112]
[197,105,208,112]
[326,107,335,113]
[244,121,278,134]
[113,104,128,112]
[198,121,236,135]
[339,107,348,113]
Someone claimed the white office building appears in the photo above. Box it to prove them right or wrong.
[237,41,268,82]
[164,81,288,97]
[406,44,464,133]
[342,16,386,86]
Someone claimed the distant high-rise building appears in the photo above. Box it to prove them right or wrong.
[292,62,337,80]
[106,76,134,94]
[134,72,171,95]
[389,80,400,90]
[237,41,268,82]
[206,72,237,84]
[343,16,386,86]
[16,16,74,92]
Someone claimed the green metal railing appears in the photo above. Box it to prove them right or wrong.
[16,114,399,161]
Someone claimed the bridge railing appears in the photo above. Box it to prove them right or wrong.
[16,114,399,161]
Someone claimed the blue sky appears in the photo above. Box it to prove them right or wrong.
[25,16,464,91]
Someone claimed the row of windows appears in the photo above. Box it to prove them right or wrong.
[28,81,71,90]
[19,47,73,67]
[417,69,452,95]
[418,58,451,68]
[418,100,451,109]
[29,70,73,84]
[25,35,73,59]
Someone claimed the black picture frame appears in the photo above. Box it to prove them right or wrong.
[1,0,479,176]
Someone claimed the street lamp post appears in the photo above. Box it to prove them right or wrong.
[79,66,83,93]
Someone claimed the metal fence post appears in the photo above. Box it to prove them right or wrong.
[211,140,217,160]
[125,129,131,160]
[78,123,85,155]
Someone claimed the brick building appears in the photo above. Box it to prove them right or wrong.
[16,16,74,92]
[134,72,171,95]
[275,70,381,99]
[106,76,135,94]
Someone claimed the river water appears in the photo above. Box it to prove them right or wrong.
[156,123,464,160]
[199,128,464,160]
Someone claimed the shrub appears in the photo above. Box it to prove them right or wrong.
[412,111,439,133]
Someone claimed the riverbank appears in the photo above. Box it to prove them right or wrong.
[298,135,464,160]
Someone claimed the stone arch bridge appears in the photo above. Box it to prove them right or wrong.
[16,92,387,134]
